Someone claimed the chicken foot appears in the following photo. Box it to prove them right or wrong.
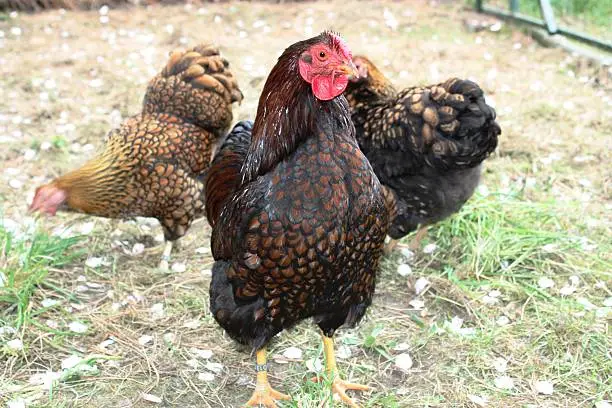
[311,334,369,408]
[245,348,290,408]
[384,226,429,255]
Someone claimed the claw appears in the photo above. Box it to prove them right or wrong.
[310,376,369,408]
[245,383,290,408]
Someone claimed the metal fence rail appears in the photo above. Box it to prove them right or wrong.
[475,0,612,53]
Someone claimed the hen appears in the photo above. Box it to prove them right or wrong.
[29,44,243,269]
[206,32,388,407]
[345,55,500,252]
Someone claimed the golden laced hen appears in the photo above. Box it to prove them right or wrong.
[345,55,500,253]
[29,44,243,269]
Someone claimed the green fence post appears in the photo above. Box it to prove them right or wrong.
[539,0,558,34]
[510,0,519,14]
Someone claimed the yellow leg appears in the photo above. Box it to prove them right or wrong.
[245,348,290,407]
[158,240,173,271]
[312,334,369,408]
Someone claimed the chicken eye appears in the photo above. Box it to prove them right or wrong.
[319,51,327,59]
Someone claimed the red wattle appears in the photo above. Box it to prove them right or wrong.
[312,74,348,101]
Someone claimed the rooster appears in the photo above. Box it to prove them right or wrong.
[29,44,243,270]
[345,55,500,253]
[205,32,388,407]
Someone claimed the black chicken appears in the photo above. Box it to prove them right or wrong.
[345,56,500,252]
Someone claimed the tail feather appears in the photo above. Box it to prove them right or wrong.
[143,44,243,133]
[209,260,270,350]
[205,120,253,227]
[401,78,500,170]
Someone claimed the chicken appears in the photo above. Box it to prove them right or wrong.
[205,32,388,407]
[345,55,500,252]
[29,44,243,269]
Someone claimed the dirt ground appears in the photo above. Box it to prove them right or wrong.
[0,1,610,407]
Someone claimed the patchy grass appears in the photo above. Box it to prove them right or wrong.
[0,0,611,407]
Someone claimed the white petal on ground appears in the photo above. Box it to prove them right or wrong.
[538,277,555,289]
[494,375,514,389]
[481,295,499,305]
[85,257,104,268]
[595,401,612,408]
[132,243,145,255]
[423,243,437,254]
[394,342,410,352]
[282,346,303,360]
[336,344,352,359]
[397,263,413,277]
[603,297,612,307]
[171,262,186,273]
[394,353,413,371]
[569,275,580,286]
[41,298,60,308]
[186,359,199,369]
[198,372,215,382]
[492,357,508,373]
[61,355,82,370]
[150,303,165,320]
[183,320,201,329]
[488,290,501,298]
[68,321,88,333]
[141,393,162,404]
[191,348,213,359]
[559,285,576,296]
[78,221,95,234]
[163,333,176,344]
[195,247,210,255]
[468,394,488,407]
[7,398,26,408]
[414,277,430,295]
[7,338,23,351]
[138,335,153,346]
[305,357,323,373]
[400,247,415,261]
[496,316,510,326]
[204,362,224,373]
[0,326,16,335]
[534,380,554,395]
[409,299,425,310]
[576,297,596,310]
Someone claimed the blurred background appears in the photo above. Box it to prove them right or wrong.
[0,1,610,407]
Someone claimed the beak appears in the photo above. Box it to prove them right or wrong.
[337,60,359,80]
